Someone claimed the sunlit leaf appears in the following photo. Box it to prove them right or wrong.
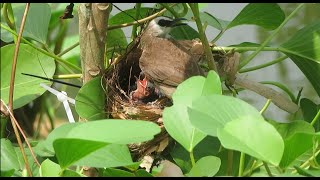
[0,44,55,109]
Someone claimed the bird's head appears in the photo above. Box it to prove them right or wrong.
[145,17,187,38]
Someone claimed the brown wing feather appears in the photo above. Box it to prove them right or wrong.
[139,37,204,87]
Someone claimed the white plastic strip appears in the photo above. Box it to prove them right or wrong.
[40,83,75,123]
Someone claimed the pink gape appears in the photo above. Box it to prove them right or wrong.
[130,75,151,101]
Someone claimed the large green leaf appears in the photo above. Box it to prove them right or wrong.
[280,21,320,63]
[171,136,220,174]
[74,144,134,168]
[269,120,315,139]
[279,132,316,168]
[227,3,285,30]
[0,139,20,171]
[102,168,135,177]
[279,22,320,97]
[39,159,61,177]
[172,70,222,106]
[186,156,221,177]
[189,95,284,165]
[300,98,320,131]
[75,77,106,120]
[163,105,206,152]
[287,54,320,97]
[54,138,108,169]
[12,3,51,44]
[0,44,55,109]
[45,120,160,145]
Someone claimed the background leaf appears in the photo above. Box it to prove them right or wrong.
[163,105,206,152]
[227,3,285,30]
[40,159,61,177]
[1,139,20,171]
[186,156,221,177]
[12,3,51,44]
[53,138,108,169]
[189,95,284,165]
[300,98,320,131]
[75,77,106,120]
[0,44,55,109]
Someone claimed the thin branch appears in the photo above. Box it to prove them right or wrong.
[7,3,32,176]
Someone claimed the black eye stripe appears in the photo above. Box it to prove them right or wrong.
[158,19,173,27]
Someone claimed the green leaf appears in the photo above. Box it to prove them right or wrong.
[74,144,133,168]
[217,117,284,165]
[189,95,284,165]
[107,28,128,59]
[57,120,161,144]
[135,169,153,177]
[162,105,206,152]
[186,156,221,177]
[287,54,320,97]
[39,159,61,177]
[60,169,82,177]
[109,7,154,25]
[53,138,108,169]
[280,21,320,63]
[75,77,106,120]
[227,3,285,30]
[103,168,135,177]
[269,120,315,139]
[0,169,15,177]
[294,166,320,177]
[300,98,320,131]
[170,25,199,40]
[188,95,264,136]
[12,3,51,44]
[1,139,20,171]
[0,44,55,109]
[172,70,221,106]
[171,136,221,173]
[279,132,316,168]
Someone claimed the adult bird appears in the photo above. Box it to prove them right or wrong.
[131,17,205,101]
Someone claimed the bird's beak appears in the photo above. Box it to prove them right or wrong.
[170,18,188,27]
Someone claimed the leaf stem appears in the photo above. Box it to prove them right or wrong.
[310,109,320,127]
[53,74,82,79]
[2,3,15,30]
[211,46,280,52]
[190,151,196,167]
[260,99,272,114]
[238,152,245,177]
[239,55,287,73]
[130,3,141,42]
[239,3,305,69]
[189,3,217,72]
[7,3,33,176]
[263,161,273,177]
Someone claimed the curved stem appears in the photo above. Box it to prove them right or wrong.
[189,3,217,72]
[239,3,305,69]
[3,3,15,29]
[310,109,320,127]
[238,152,245,177]
[260,99,272,115]
[108,4,175,30]
[7,3,32,176]
[130,3,142,42]
[240,55,287,73]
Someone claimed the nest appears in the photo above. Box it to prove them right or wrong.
[103,37,172,161]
